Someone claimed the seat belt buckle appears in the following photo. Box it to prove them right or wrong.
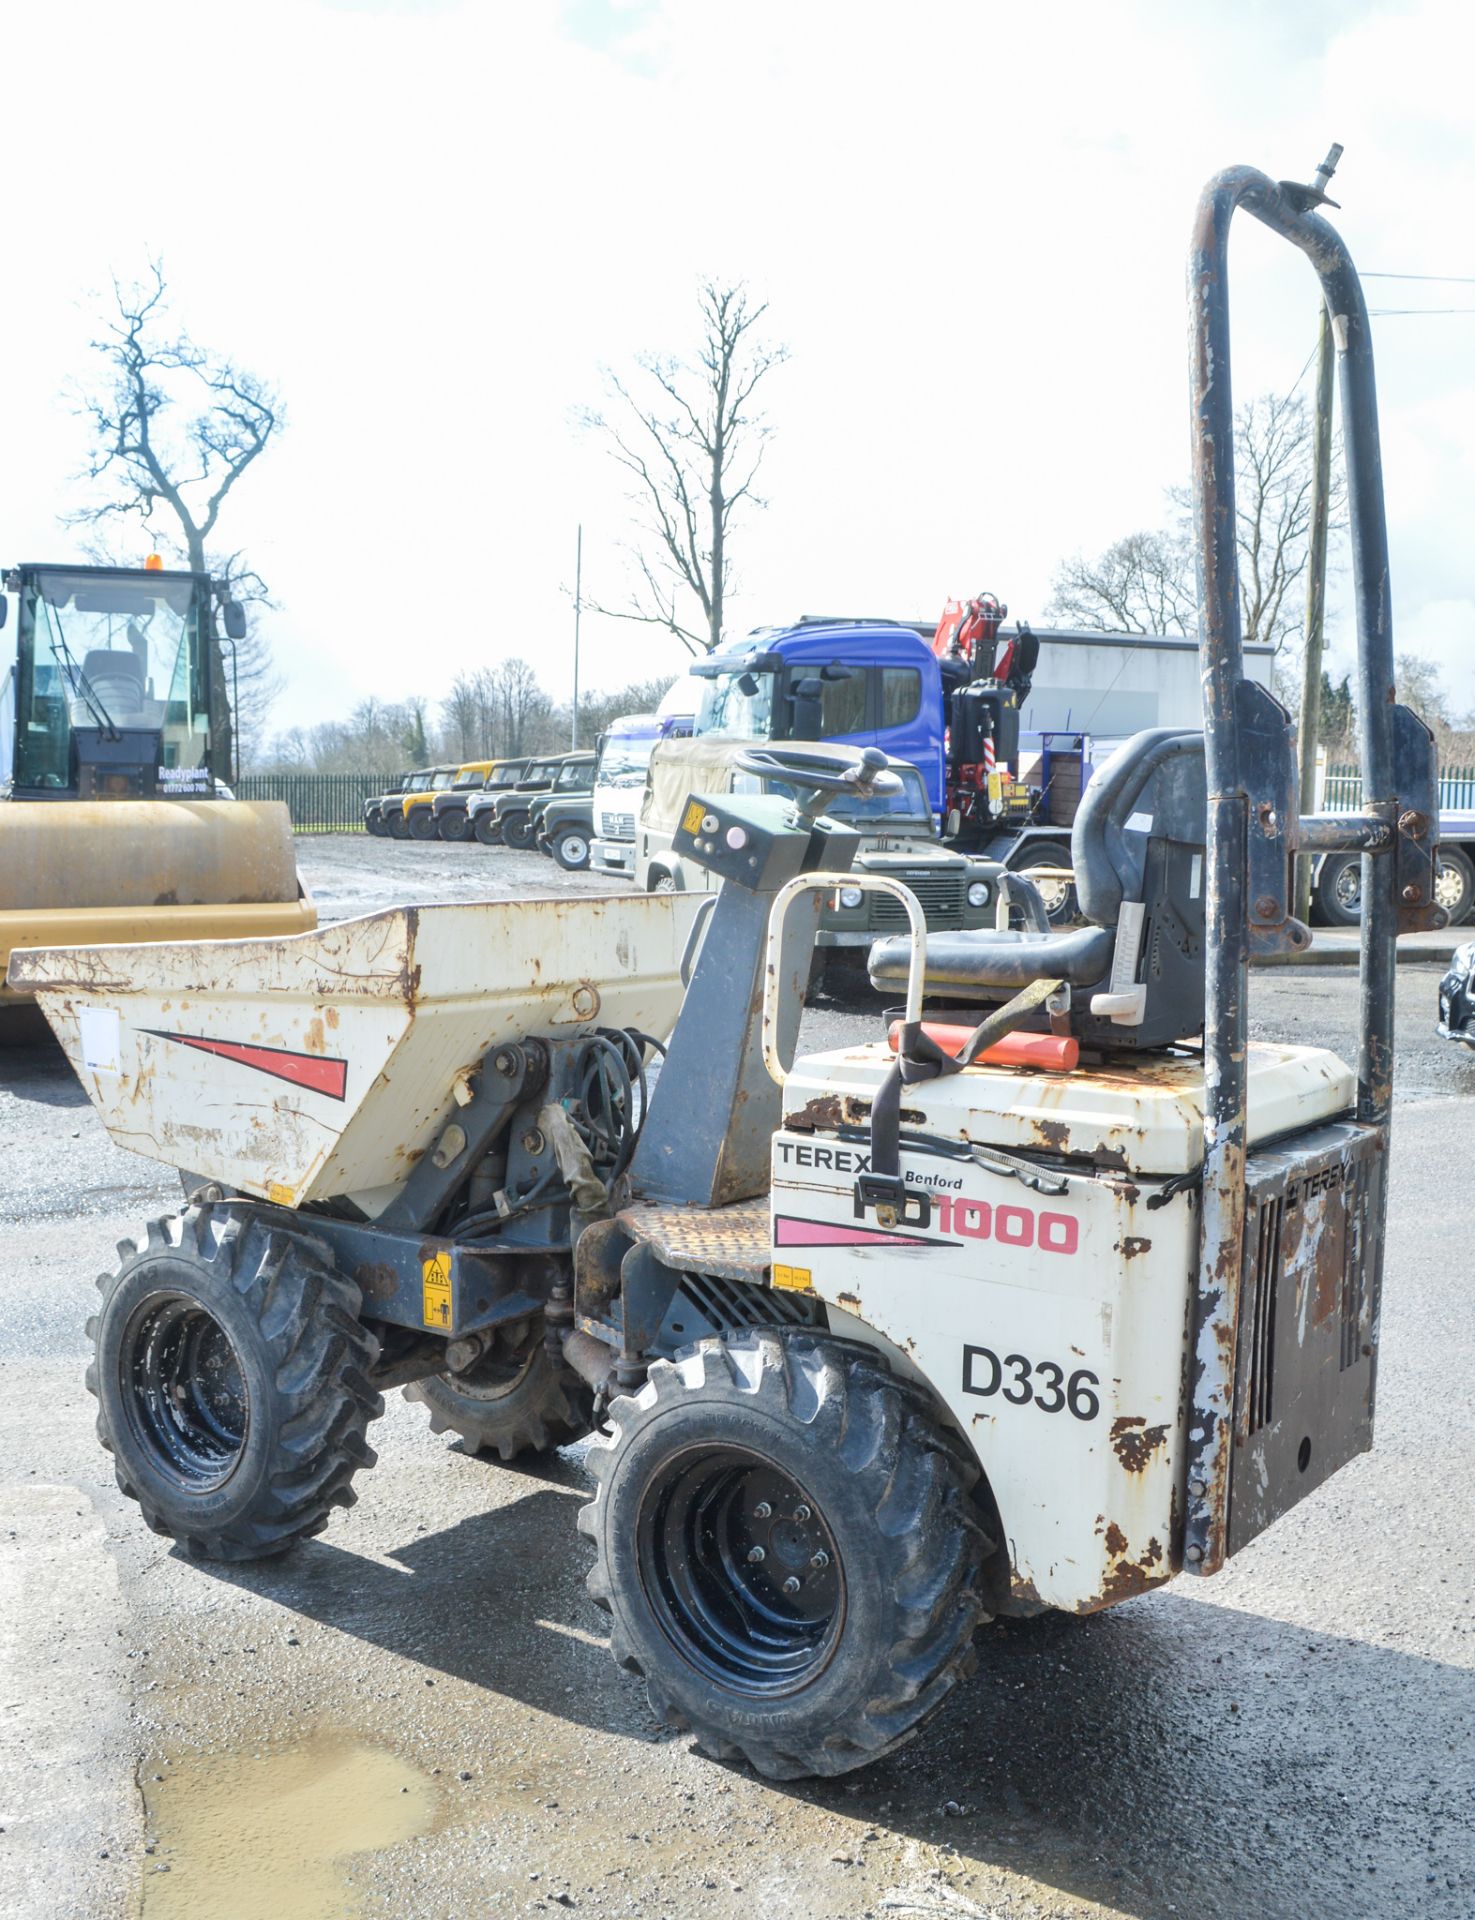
[854,1172,931,1230]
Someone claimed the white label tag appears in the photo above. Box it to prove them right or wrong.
[1125,811,1154,833]
[78,1006,121,1075]
[1190,853,1203,900]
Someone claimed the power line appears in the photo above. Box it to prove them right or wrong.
[1369,306,1475,316]
[1364,271,1475,284]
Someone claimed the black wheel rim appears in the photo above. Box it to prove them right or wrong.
[123,1292,249,1490]
[637,1445,844,1696]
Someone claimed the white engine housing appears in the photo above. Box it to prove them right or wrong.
[771,1038,1356,1615]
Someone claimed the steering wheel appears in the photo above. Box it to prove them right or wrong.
[734,743,902,800]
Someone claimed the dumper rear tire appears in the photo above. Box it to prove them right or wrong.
[85,1206,383,1562]
[406,1326,594,1460]
[580,1330,991,1779]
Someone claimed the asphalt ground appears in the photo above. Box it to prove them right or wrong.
[2,833,1473,1920]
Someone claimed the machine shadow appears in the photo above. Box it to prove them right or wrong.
[193,1461,644,1739]
[777,1593,1473,1919]
[0,1030,90,1105]
[194,1479,1473,1920]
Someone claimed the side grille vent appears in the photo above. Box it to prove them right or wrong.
[676,1270,820,1332]
[1340,1180,1369,1371]
[1245,1195,1282,1434]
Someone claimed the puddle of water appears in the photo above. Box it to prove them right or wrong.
[139,1730,437,1920]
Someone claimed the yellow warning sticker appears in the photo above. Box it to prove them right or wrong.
[681,798,706,835]
[772,1263,813,1293]
[421,1250,453,1329]
[267,1182,294,1208]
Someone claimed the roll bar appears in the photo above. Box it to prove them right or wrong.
[1184,152,1440,1573]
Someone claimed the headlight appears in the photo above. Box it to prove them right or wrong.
[967,880,990,908]
[838,885,864,909]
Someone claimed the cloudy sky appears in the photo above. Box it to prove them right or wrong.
[2,0,1470,739]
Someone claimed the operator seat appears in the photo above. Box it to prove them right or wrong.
[869,728,1216,1050]
[72,649,148,725]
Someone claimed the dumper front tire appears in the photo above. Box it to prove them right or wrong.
[86,1206,383,1562]
[580,1330,991,1779]
[406,1328,594,1460]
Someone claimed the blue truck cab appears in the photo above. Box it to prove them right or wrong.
[690,623,947,813]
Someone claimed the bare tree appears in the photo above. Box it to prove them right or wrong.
[489,657,553,756]
[1046,528,1199,637]
[68,261,284,765]
[1048,393,1343,650]
[582,281,787,654]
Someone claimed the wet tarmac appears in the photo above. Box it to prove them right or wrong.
[2,835,1472,1918]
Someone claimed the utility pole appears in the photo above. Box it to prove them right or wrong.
[1294,300,1336,922]
[571,524,583,751]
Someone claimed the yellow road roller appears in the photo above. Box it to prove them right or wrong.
[0,558,314,1005]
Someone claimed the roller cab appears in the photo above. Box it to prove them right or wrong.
[0,560,315,1000]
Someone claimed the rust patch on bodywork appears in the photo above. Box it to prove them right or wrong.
[785,1094,845,1133]
[1117,1235,1152,1260]
[836,1292,862,1315]
[1110,1415,1169,1473]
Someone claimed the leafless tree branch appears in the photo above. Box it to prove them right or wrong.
[580,279,787,651]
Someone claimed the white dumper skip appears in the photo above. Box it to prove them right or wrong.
[9,894,700,1216]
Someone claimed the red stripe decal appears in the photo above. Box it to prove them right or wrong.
[146,1031,348,1100]
[774,1216,937,1250]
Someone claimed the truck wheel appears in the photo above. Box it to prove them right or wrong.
[552,828,592,872]
[365,812,385,838]
[388,811,411,841]
[1314,852,1362,926]
[502,810,535,850]
[472,812,503,847]
[647,870,677,895]
[439,808,470,843]
[406,1324,593,1460]
[86,1207,382,1562]
[1018,840,1077,927]
[408,807,439,841]
[580,1331,991,1780]
[1435,848,1474,925]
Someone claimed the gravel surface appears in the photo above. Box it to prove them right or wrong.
[3,832,1473,1920]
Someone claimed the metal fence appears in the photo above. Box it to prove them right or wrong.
[237,772,383,832]
[1324,763,1475,813]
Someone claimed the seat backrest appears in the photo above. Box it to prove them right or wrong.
[77,649,148,722]
[1070,729,1208,926]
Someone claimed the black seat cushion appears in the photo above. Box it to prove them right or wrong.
[870,923,1115,992]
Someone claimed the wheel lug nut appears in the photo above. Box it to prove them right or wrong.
[810,1550,829,1570]
[746,1545,766,1564]
[793,1504,811,1522]
[782,1576,801,1595]
[753,1502,772,1520]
